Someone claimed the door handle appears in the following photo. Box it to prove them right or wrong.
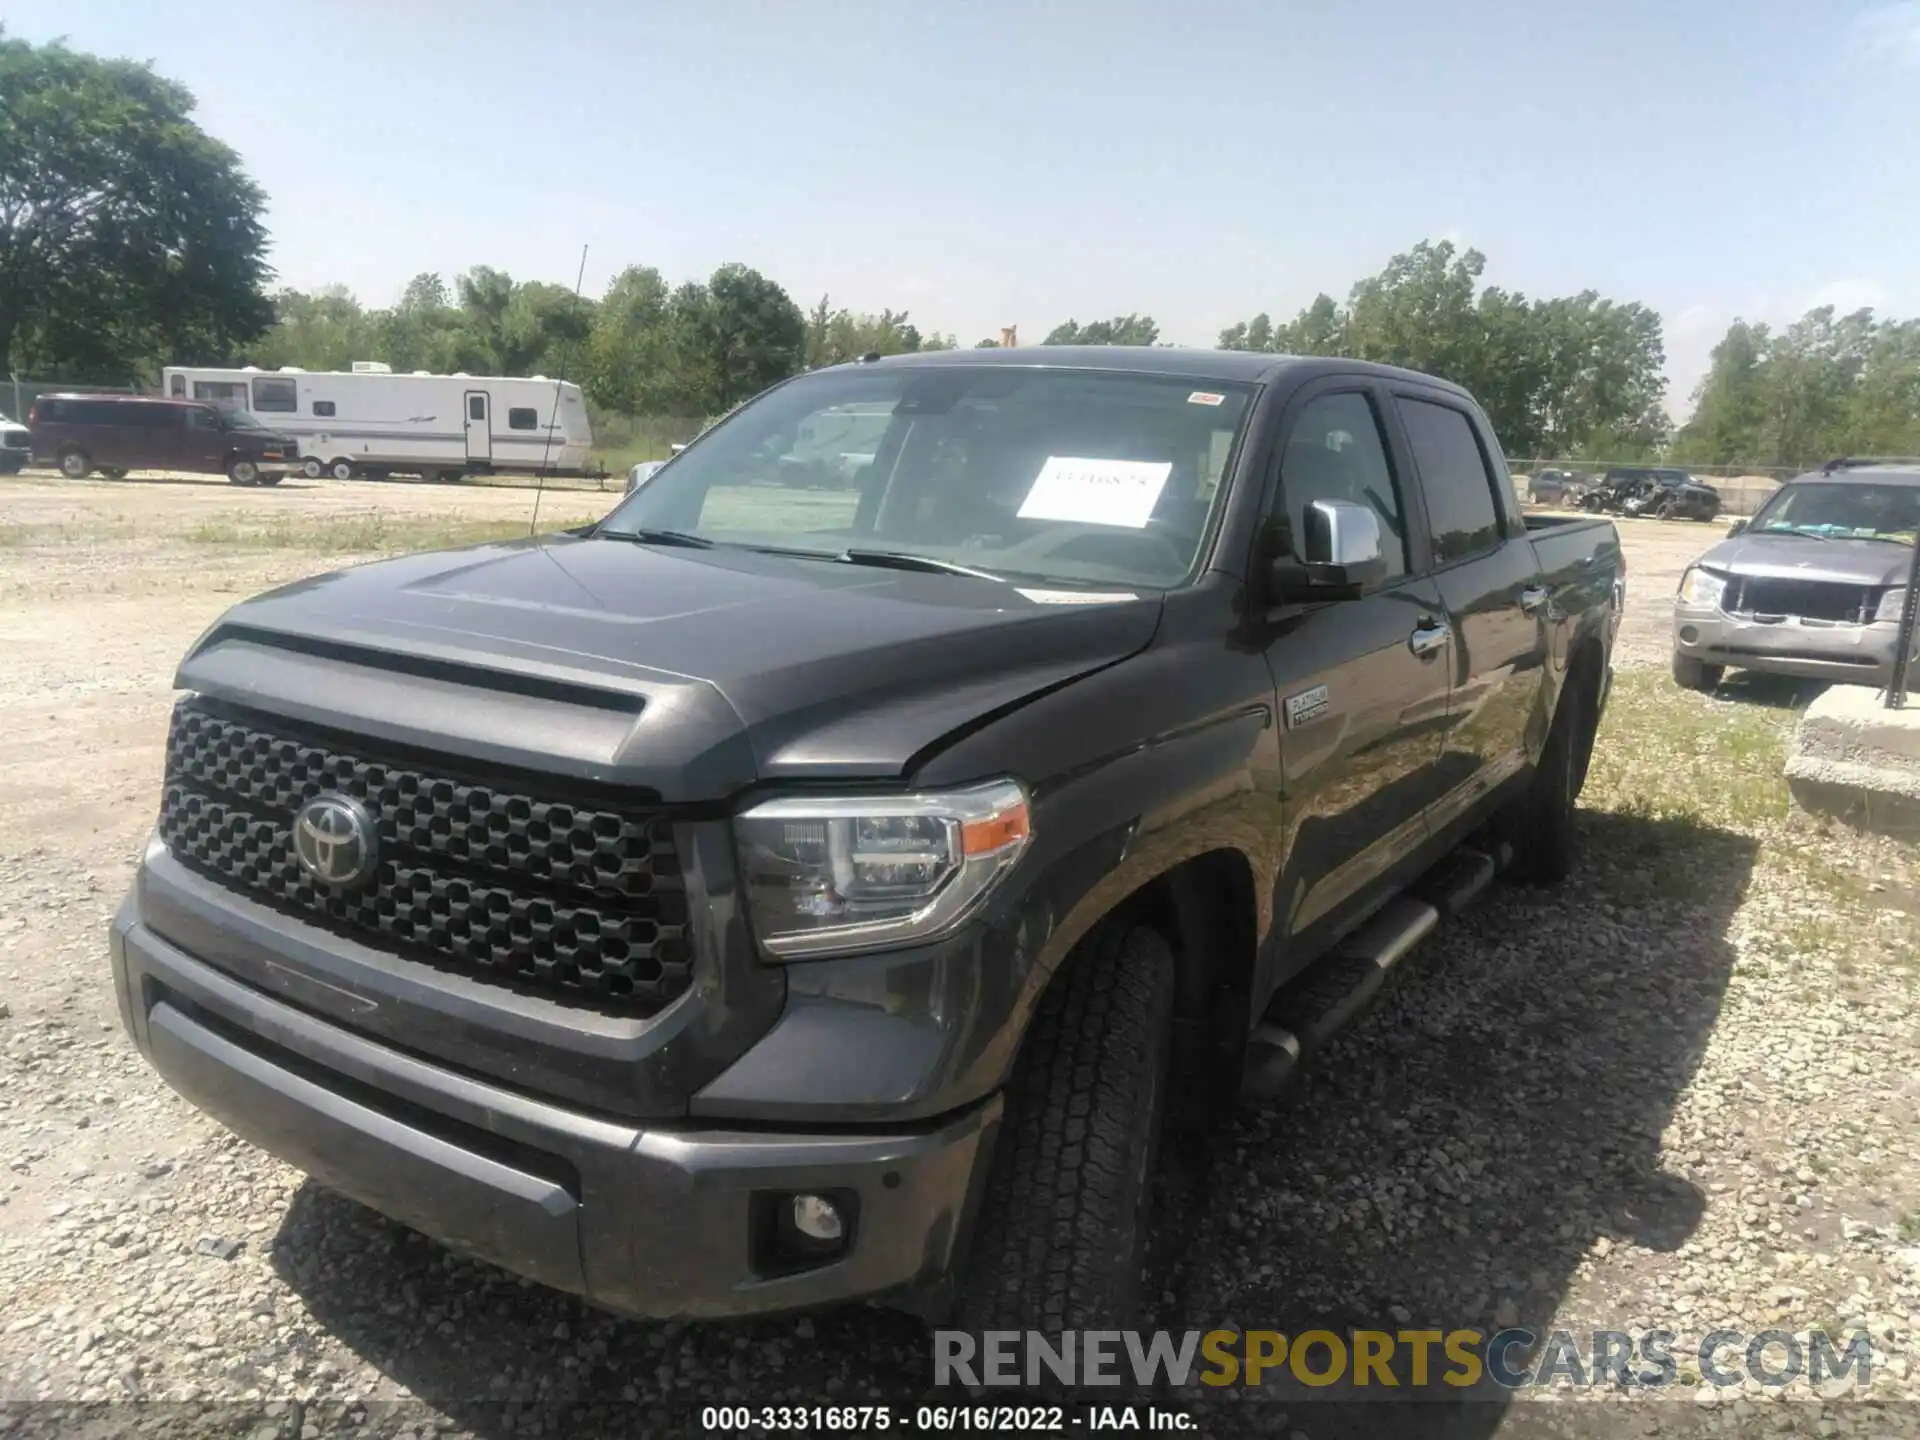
[1519,586,1550,614]
[1409,621,1451,657]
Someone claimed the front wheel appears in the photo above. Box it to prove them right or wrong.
[58,448,92,480]
[256,472,285,487]
[954,922,1174,1332]
[227,459,260,486]
[1672,653,1723,692]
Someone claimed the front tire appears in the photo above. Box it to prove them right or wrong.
[1672,653,1723,692]
[58,448,92,480]
[227,459,260,486]
[955,923,1174,1332]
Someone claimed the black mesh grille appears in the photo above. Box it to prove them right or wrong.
[1733,578,1871,624]
[156,698,691,1013]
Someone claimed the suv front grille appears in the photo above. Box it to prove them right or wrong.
[1731,578,1872,624]
[156,698,691,1013]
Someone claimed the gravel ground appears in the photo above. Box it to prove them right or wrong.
[1,476,1916,1437]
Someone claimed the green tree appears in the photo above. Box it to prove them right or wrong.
[245,286,376,371]
[585,264,671,412]
[1043,314,1160,345]
[653,265,804,414]
[0,30,273,380]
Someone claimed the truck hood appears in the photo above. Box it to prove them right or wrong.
[1698,531,1915,587]
[174,533,1164,801]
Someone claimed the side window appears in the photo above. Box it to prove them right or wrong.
[1396,398,1503,565]
[468,395,487,422]
[168,375,185,398]
[252,377,297,412]
[507,407,537,430]
[1274,391,1408,578]
[312,400,336,417]
[185,407,219,430]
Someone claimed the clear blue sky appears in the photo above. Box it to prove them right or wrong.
[11,0,1920,415]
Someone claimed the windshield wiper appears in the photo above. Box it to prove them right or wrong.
[837,548,1006,581]
[597,527,715,549]
[1756,526,1833,541]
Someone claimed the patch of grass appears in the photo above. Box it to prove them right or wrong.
[1899,1211,1920,1243]
[182,511,597,555]
[0,518,140,547]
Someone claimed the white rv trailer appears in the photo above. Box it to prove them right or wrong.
[156,362,593,481]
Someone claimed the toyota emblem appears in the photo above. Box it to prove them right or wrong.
[292,793,377,888]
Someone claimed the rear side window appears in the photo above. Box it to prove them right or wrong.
[168,375,185,397]
[312,400,336,417]
[252,377,297,412]
[1275,391,1408,578]
[1397,398,1503,564]
[194,381,246,406]
[127,405,178,428]
[508,407,538,430]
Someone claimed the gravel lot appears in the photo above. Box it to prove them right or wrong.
[2,475,1917,1437]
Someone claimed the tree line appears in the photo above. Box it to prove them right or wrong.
[7,31,1919,469]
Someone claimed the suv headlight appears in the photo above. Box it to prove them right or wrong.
[1677,567,1726,609]
[1876,587,1909,623]
[735,779,1032,959]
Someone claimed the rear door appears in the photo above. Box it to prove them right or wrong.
[1257,380,1453,977]
[464,391,492,462]
[1388,390,1548,841]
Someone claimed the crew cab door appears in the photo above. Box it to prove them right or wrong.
[1256,382,1453,981]
[1388,389,1548,840]
[181,405,227,471]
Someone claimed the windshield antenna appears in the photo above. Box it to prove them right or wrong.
[530,243,590,539]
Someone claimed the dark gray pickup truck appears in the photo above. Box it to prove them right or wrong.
[109,347,1622,1332]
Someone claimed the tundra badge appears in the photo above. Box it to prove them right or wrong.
[1284,684,1331,730]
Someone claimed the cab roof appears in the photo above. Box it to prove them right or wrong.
[849,344,1475,397]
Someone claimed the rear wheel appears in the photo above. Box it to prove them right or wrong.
[58,448,92,480]
[1656,498,1678,520]
[256,472,285,487]
[98,467,128,481]
[955,922,1174,1332]
[1672,653,1723,693]
[329,458,355,481]
[302,457,325,479]
[1509,659,1599,886]
[227,458,260,487]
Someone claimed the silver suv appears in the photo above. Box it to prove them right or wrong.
[1672,460,1920,690]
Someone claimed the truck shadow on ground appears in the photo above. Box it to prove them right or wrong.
[267,807,1755,1439]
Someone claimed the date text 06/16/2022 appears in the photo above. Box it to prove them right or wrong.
[698,1403,1196,1432]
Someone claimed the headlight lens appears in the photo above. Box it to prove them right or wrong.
[1677,567,1726,608]
[735,779,1031,959]
[1876,587,1909,623]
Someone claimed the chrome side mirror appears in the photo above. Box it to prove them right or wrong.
[1269,499,1388,602]
[1726,518,1748,536]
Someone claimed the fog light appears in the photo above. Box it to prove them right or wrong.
[791,1193,843,1242]
[1679,624,1699,644]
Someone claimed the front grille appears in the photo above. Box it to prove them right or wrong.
[156,698,691,1013]
[1731,577,1872,624]
[1,433,27,451]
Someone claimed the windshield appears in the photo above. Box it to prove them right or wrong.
[1750,481,1920,543]
[596,365,1255,588]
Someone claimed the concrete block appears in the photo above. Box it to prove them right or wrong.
[1784,684,1920,839]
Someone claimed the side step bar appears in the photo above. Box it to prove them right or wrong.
[1242,846,1499,1100]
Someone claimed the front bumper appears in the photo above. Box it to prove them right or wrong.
[1673,603,1901,685]
[109,897,999,1320]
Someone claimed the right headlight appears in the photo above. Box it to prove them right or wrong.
[734,779,1032,960]
[1677,566,1726,609]
[1875,587,1909,623]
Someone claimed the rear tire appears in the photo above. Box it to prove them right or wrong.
[330,458,354,481]
[302,458,325,479]
[98,467,128,481]
[1672,653,1723,692]
[955,922,1175,1332]
[256,472,285,487]
[1508,659,1599,886]
[58,448,91,480]
[227,459,260,487]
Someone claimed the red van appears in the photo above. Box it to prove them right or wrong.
[28,394,298,486]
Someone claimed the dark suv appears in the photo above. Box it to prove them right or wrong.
[29,394,298,486]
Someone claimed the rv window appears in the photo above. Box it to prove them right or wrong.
[169,375,185,398]
[312,400,336,417]
[468,395,487,422]
[508,407,538,430]
[193,381,245,406]
[252,377,297,412]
